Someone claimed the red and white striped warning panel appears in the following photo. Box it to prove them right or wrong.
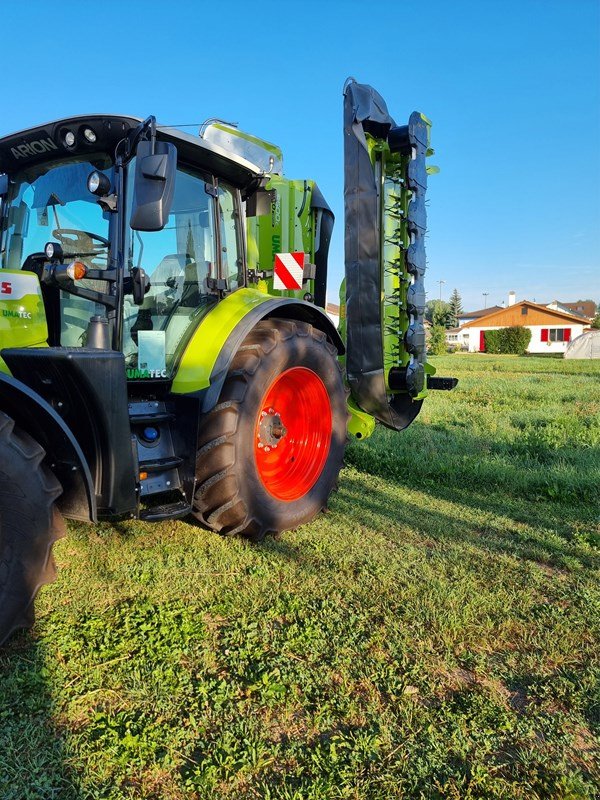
[273,252,304,291]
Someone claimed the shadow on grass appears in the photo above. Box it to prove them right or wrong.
[337,477,598,572]
[342,424,599,565]
[0,632,82,800]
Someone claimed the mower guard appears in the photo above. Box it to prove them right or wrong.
[343,81,431,431]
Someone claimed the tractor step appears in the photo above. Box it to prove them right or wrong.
[140,500,192,521]
[129,412,175,425]
[139,455,184,473]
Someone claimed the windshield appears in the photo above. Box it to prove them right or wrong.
[0,155,114,346]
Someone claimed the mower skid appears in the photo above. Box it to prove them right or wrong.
[343,80,434,431]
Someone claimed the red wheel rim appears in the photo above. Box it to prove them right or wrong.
[254,367,332,501]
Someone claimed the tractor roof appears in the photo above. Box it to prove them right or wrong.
[0,115,263,189]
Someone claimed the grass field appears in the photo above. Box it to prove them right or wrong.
[1,354,599,799]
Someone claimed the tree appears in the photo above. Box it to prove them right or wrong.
[448,288,463,327]
[425,300,453,329]
[429,325,447,355]
[591,313,600,330]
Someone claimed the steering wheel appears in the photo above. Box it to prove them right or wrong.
[52,228,110,257]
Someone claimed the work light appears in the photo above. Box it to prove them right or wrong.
[83,128,97,143]
[64,130,76,147]
[87,171,111,196]
[44,242,63,262]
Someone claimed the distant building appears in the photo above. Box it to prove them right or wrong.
[460,299,588,354]
[457,305,503,327]
[545,300,596,321]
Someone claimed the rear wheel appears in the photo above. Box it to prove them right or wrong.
[193,320,347,541]
[0,414,65,646]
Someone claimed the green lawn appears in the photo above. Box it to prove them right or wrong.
[1,354,599,799]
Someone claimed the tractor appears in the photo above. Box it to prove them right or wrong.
[0,80,454,645]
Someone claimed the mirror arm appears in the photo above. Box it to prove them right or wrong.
[125,115,157,160]
[97,194,117,213]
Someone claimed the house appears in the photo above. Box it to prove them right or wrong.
[546,299,596,321]
[445,326,469,348]
[457,305,503,327]
[460,299,588,354]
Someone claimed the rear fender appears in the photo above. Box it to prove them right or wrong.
[0,373,96,521]
[171,288,343,412]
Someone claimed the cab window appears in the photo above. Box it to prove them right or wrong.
[124,164,218,375]
[217,183,243,291]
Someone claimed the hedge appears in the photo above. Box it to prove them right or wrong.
[484,326,532,355]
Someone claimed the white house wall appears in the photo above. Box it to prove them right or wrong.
[467,324,586,354]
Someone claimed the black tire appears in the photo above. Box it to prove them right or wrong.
[193,319,348,541]
[0,413,65,646]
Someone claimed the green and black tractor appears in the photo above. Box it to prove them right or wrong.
[0,80,454,644]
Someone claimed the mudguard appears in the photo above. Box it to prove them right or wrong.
[2,348,137,519]
[343,80,434,431]
[0,373,96,521]
[171,288,343,412]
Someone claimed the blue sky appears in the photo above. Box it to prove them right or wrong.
[2,0,598,311]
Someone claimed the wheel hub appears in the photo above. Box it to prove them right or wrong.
[257,409,288,451]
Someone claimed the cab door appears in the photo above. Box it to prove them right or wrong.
[124,163,219,378]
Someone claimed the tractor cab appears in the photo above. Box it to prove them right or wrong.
[0,115,266,379]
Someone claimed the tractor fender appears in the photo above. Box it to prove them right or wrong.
[0,373,96,522]
[198,295,343,413]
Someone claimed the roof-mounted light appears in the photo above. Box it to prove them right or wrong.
[63,130,76,148]
[83,127,97,143]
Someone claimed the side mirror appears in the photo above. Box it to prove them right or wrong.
[131,267,150,305]
[130,140,176,231]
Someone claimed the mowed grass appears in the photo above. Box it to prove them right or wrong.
[1,354,599,799]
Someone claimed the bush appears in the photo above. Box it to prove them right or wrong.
[429,325,447,355]
[484,326,531,355]
[483,330,501,354]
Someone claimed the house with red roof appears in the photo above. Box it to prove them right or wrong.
[459,300,589,353]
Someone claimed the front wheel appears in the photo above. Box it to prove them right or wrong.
[193,319,348,541]
[0,414,65,646]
